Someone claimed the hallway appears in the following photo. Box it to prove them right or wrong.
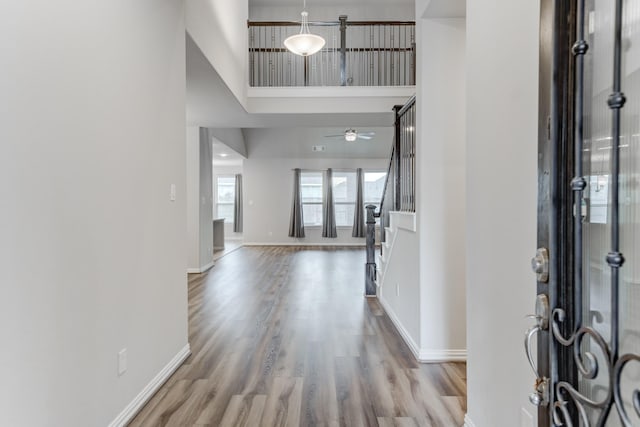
[129,247,466,426]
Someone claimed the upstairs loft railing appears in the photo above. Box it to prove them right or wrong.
[248,17,415,87]
[376,94,416,243]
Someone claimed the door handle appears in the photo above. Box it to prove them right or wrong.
[524,323,542,378]
[524,294,550,407]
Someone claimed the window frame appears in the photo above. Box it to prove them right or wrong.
[363,170,388,214]
[300,171,324,227]
[331,171,357,228]
[215,174,235,223]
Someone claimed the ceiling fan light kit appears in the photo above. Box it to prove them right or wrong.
[345,129,358,142]
[284,0,325,56]
[324,129,376,142]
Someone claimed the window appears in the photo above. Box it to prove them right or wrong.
[216,176,235,222]
[364,171,387,212]
[300,170,387,227]
[301,172,323,226]
[332,171,357,226]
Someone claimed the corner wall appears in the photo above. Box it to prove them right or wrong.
[0,1,188,425]
[465,1,539,425]
[187,128,214,273]
[415,16,467,360]
[186,0,248,108]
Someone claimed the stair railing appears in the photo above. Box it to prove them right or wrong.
[365,95,416,295]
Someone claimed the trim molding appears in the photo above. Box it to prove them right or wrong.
[378,295,422,359]
[187,261,215,274]
[379,296,467,363]
[389,211,417,232]
[418,349,467,362]
[464,414,477,427]
[108,344,191,427]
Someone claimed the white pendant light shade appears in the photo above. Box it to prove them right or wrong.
[284,11,325,56]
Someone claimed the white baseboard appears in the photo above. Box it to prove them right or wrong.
[186,261,214,274]
[418,349,467,362]
[108,344,191,427]
[378,295,422,359]
[379,295,467,363]
[464,414,477,427]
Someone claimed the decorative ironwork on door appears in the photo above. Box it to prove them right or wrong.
[528,0,640,425]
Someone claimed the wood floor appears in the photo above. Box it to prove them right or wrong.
[129,246,466,427]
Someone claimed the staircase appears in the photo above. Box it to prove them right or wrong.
[364,95,415,295]
[375,211,417,289]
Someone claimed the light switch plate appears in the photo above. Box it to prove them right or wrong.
[118,348,127,376]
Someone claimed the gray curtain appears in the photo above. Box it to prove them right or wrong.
[322,168,337,238]
[352,168,365,237]
[288,168,305,238]
[233,174,243,233]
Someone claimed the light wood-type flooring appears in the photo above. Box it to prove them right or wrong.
[129,246,466,427]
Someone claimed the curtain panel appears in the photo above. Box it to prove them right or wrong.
[288,168,305,238]
[352,168,365,237]
[233,174,243,233]
[322,168,337,238]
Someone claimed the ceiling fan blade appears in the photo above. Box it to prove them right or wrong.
[324,134,344,138]
[358,132,376,136]
[357,135,373,140]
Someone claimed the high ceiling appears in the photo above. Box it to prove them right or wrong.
[186,0,412,160]
[249,0,412,5]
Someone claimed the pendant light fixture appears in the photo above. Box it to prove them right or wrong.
[283,0,325,56]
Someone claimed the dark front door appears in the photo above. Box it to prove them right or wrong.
[528,0,640,426]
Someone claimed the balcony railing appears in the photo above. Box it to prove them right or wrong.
[248,17,415,87]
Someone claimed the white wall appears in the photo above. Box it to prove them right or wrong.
[465,1,539,426]
[415,17,467,361]
[0,1,188,426]
[187,128,214,272]
[187,126,201,268]
[378,225,421,354]
[199,129,214,268]
[243,158,386,245]
[186,0,249,108]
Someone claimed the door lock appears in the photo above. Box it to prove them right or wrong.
[531,247,549,282]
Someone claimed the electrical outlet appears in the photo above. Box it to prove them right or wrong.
[396,283,400,296]
[170,184,176,201]
[118,348,127,376]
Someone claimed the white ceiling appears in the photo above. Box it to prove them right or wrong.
[244,127,393,159]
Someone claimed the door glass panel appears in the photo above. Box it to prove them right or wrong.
[581,0,640,423]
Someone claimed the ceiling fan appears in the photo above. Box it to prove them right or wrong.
[324,129,376,142]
